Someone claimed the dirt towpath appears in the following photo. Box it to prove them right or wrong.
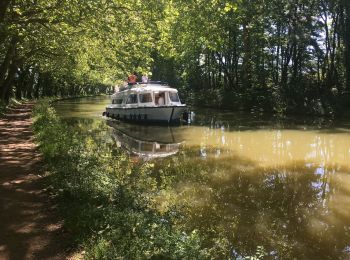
[0,103,67,260]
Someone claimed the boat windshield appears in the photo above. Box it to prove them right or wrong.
[169,92,180,102]
[139,93,153,103]
[113,98,123,104]
[126,94,138,104]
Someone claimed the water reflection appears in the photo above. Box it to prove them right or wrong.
[53,96,110,119]
[154,149,350,259]
[107,120,184,159]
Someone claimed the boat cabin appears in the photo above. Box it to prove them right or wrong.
[111,84,181,108]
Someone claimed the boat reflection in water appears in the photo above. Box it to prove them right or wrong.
[107,120,184,159]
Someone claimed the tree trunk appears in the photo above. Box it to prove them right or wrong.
[1,59,18,102]
[15,81,22,100]
[25,68,35,99]
[242,23,252,90]
[0,0,11,23]
[281,44,292,87]
[344,0,350,90]
[275,25,281,85]
[0,37,17,90]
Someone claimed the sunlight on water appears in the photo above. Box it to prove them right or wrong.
[175,127,350,167]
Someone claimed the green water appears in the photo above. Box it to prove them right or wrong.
[55,96,350,259]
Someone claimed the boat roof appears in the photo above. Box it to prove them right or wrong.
[113,83,178,96]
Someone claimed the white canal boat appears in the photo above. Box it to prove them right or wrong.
[104,82,189,124]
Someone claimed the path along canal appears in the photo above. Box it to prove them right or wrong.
[54,96,350,259]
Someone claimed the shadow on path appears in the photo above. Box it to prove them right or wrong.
[0,103,68,259]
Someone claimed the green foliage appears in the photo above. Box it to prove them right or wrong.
[32,100,207,259]
[1,0,167,101]
[152,0,350,115]
[2,0,349,108]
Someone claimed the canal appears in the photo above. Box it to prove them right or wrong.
[54,96,350,259]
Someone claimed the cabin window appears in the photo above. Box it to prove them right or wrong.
[169,92,180,102]
[155,92,166,105]
[126,94,138,104]
[113,98,123,104]
[139,93,152,103]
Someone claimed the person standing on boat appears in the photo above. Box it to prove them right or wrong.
[141,74,148,83]
[127,72,137,85]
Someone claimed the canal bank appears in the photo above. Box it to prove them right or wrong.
[0,102,68,259]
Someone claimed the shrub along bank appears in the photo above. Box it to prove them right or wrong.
[31,100,205,259]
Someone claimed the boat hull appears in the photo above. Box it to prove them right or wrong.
[105,105,187,124]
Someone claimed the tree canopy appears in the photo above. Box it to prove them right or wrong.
[1,0,349,114]
[0,0,165,101]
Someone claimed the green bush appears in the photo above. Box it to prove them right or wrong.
[32,100,207,259]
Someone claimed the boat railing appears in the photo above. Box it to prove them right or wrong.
[118,81,170,91]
